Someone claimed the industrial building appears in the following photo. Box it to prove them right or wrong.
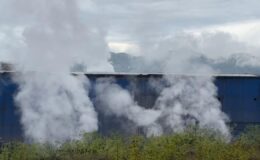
[0,72,260,142]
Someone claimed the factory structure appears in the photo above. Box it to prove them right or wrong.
[0,69,260,142]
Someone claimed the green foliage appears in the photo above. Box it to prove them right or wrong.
[1,127,260,160]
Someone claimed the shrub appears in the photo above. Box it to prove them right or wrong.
[1,127,260,160]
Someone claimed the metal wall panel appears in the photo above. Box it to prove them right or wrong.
[0,73,22,142]
[0,73,260,141]
[216,77,260,124]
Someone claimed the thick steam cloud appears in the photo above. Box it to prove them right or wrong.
[15,73,98,143]
[154,76,230,137]
[95,78,161,127]
[100,32,231,138]
[0,0,233,143]
[94,76,230,139]
[2,0,113,143]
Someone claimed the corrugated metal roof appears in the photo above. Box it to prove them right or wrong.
[0,71,259,77]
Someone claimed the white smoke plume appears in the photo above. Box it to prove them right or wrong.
[143,34,231,138]
[153,76,230,137]
[0,0,233,142]
[15,73,98,143]
[91,32,231,138]
[96,32,231,138]
[94,76,230,138]
[0,0,113,143]
[95,78,161,127]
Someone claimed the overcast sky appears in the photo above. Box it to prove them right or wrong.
[83,0,260,54]
[1,0,260,59]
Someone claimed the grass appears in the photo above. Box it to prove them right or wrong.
[1,126,260,160]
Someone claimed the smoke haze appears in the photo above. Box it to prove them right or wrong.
[95,78,161,127]
[15,73,98,143]
[0,0,112,143]
[154,76,230,137]
[2,0,260,143]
